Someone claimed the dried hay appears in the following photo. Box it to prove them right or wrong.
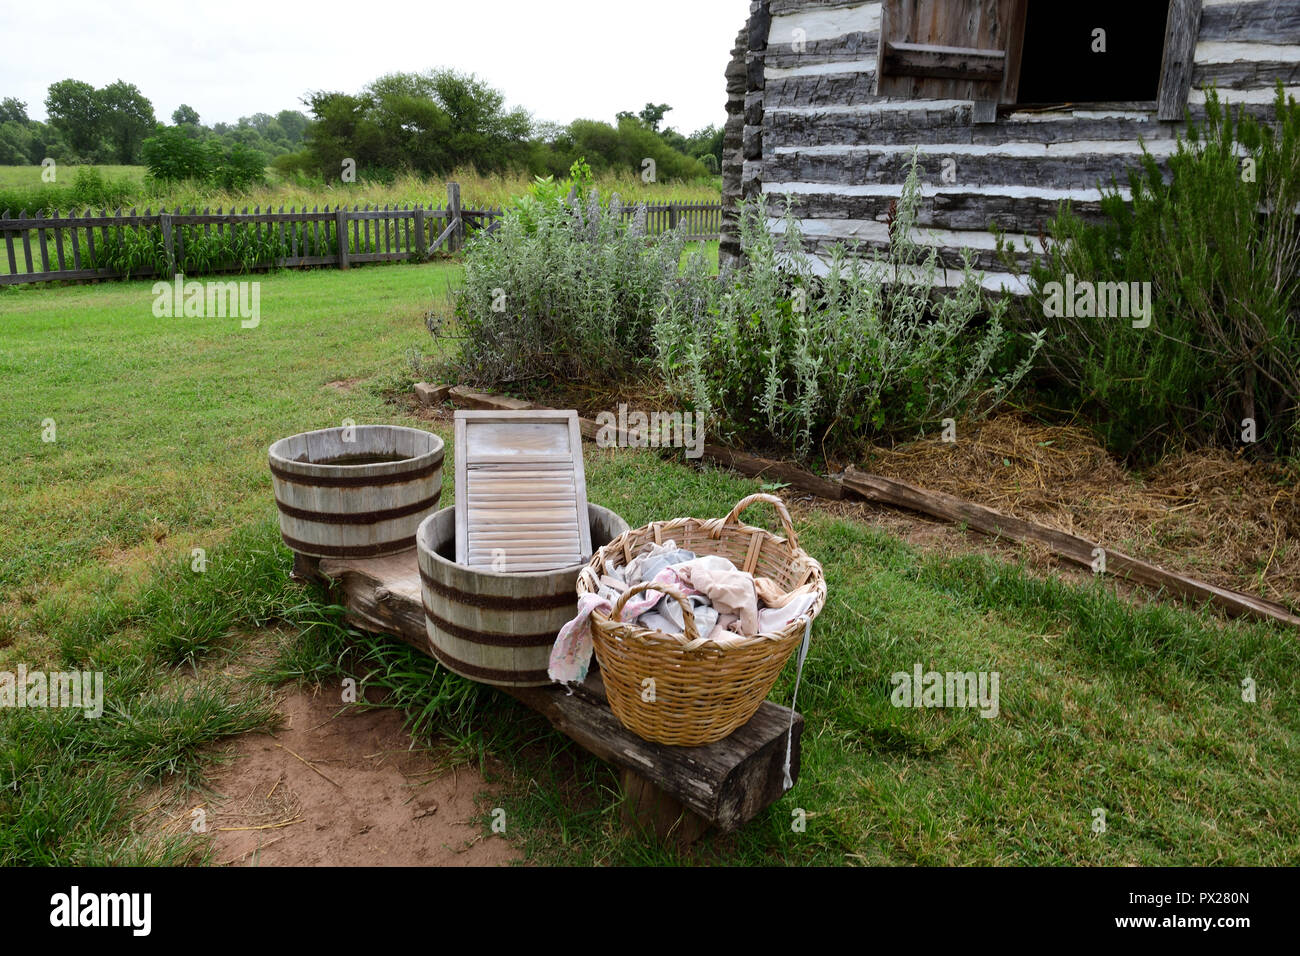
[860,415,1299,610]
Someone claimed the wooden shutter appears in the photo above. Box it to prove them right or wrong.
[876,0,1029,121]
[454,410,592,572]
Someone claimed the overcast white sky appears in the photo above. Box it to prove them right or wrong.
[2,0,745,134]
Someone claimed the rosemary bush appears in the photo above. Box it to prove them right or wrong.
[657,155,1040,462]
[1011,85,1300,461]
[438,187,691,385]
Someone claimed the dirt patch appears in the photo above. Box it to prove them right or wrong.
[182,682,519,867]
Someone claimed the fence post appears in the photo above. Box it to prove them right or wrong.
[668,203,679,233]
[159,211,175,277]
[335,207,349,270]
[413,206,425,260]
[447,183,462,253]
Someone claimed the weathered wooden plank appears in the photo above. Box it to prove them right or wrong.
[770,0,870,14]
[877,0,1014,102]
[448,182,463,252]
[3,213,18,275]
[842,468,1300,628]
[335,208,349,270]
[776,188,1107,233]
[507,673,803,833]
[0,266,118,286]
[765,70,881,109]
[764,148,1167,191]
[83,208,96,265]
[765,107,1174,148]
[766,30,882,69]
[69,213,81,269]
[159,212,174,276]
[51,211,65,271]
[793,230,1038,274]
[448,386,534,411]
[1159,0,1205,120]
[1199,0,1300,44]
[1193,57,1300,91]
[702,443,847,500]
[884,41,1006,82]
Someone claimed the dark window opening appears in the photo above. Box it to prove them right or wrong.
[1015,0,1171,105]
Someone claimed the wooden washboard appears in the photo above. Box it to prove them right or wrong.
[454,410,593,572]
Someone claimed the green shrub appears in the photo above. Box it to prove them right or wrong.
[440,150,1036,463]
[437,186,692,385]
[1010,85,1300,461]
[213,143,267,191]
[142,126,220,182]
[656,155,1040,462]
[142,127,267,193]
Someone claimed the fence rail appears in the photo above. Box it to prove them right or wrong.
[0,184,723,287]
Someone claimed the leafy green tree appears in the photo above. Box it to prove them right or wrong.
[172,104,200,126]
[0,121,33,164]
[45,79,103,157]
[96,81,155,163]
[304,70,531,178]
[637,103,672,132]
[275,109,309,147]
[0,97,28,124]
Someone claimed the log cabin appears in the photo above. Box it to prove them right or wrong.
[720,0,1300,291]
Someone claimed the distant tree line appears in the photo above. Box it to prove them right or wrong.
[2,69,722,188]
[0,80,310,168]
[284,70,721,184]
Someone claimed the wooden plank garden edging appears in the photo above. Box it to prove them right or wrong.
[292,550,803,837]
[430,385,1300,629]
[841,468,1300,629]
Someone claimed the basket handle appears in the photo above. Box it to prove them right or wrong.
[611,581,701,642]
[724,493,798,550]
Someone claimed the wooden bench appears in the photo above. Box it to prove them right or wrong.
[292,550,803,842]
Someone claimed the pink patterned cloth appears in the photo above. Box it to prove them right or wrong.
[547,584,665,689]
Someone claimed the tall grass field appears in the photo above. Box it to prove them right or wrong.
[0,164,721,216]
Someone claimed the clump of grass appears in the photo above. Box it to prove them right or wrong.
[0,675,280,866]
[262,605,498,753]
[0,522,314,866]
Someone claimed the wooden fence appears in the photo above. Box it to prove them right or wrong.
[0,185,723,287]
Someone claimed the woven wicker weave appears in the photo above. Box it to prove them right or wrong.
[575,494,827,746]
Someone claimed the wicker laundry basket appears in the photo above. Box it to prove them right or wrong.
[575,494,827,746]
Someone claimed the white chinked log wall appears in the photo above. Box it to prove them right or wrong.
[720,0,1300,293]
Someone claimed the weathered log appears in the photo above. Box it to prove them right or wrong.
[842,467,1300,628]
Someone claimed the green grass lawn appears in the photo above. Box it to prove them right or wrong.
[1,263,1296,866]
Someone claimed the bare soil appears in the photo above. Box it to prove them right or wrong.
[146,680,520,867]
